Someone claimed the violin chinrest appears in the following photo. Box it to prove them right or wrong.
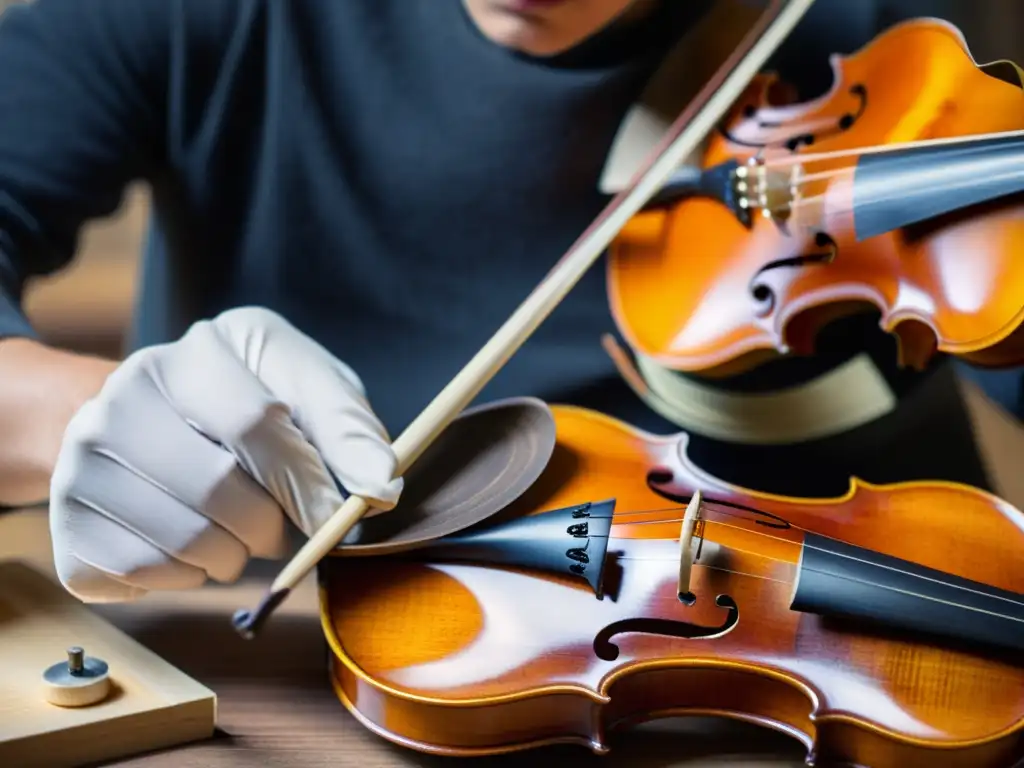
[331,396,556,556]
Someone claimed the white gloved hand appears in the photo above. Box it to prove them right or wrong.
[49,306,402,602]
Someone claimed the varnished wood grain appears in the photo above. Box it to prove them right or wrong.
[0,560,215,768]
[22,184,147,358]
[608,19,1024,376]
[0,508,806,767]
[324,405,1024,767]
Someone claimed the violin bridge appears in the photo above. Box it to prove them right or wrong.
[676,490,704,602]
[735,159,800,228]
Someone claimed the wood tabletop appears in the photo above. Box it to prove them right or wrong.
[0,507,805,768]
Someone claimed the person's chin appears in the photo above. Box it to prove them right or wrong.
[465,0,580,55]
[478,18,578,55]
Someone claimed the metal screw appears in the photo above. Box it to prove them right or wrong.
[67,646,84,676]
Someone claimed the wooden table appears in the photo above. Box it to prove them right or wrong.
[1,507,806,768]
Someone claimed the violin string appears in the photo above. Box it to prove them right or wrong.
[615,517,801,563]
[611,514,798,543]
[769,165,1024,220]
[598,503,816,534]
[587,507,1024,611]
[595,517,801,564]
[580,524,1024,623]
[746,127,1024,171]
[592,532,1024,620]
[723,131,1023,223]
[612,557,793,586]
[787,168,835,183]
[609,553,1021,627]
[775,161,1018,190]
[583,541,1024,625]
[606,527,803,586]
[448,456,1023,619]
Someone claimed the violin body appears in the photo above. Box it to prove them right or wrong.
[608,18,1024,377]
[321,404,1024,767]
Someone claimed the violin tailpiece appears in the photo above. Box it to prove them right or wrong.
[406,499,616,598]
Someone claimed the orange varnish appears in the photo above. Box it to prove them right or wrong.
[321,405,1024,767]
[609,18,1024,376]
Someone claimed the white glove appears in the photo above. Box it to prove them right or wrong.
[49,306,402,602]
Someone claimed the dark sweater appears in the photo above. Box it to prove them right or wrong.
[0,0,998,496]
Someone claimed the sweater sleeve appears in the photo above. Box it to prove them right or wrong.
[0,0,170,340]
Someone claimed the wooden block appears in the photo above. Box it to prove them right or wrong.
[0,560,217,768]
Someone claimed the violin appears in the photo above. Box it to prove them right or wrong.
[320,398,1024,767]
[607,18,1024,379]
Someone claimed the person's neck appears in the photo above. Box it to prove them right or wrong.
[544,0,697,70]
[616,0,661,26]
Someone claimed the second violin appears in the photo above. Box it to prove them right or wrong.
[320,398,1024,767]
[608,18,1024,378]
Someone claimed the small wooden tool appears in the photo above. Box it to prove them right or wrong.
[0,560,216,768]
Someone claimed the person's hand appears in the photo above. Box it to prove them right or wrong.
[48,306,402,602]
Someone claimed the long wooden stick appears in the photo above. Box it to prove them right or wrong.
[232,0,817,639]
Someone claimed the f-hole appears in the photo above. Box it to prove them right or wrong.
[719,84,868,152]
[646,469,792,530]
[593,594,739,661]
[749,232,839,316]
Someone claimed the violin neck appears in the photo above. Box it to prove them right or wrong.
[851,132,1024,240]
[789,533,1024,655]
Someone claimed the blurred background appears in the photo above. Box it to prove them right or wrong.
[9,0,1024,362]
[0,0,140,359]
[9,0,1022,508]
[21,184,146,360]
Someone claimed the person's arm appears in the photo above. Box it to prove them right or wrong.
[0,0,170,506]
[0,339,115,505]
